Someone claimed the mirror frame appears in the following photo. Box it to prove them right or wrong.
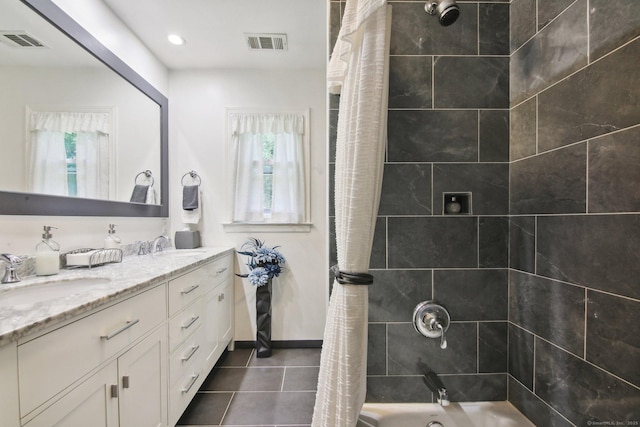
[1,0,169,217]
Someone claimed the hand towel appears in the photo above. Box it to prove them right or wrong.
[182,185,199,210]
[146,186,157,204]
[182,189,202,224]
[130,184,149,203]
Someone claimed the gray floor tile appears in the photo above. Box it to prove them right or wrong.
[201,367,284,392]
[177,392,232,425]
[220,349,254,367]
[222,391,316,425]
[282,367,320,391]
[249,348,321,367]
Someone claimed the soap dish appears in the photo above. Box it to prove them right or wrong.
[64,248,123,269]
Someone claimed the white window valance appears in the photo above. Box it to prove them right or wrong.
[229,112,305,135]
[30,111,111,134]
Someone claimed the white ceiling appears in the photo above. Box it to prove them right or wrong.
[0,0,102,67]
[102,0,327,70]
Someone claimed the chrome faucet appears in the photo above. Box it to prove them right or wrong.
[423,371,450,407]
[151,236,170,253]
[1,254,24,284]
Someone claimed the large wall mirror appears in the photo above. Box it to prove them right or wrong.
[0,0,168,216]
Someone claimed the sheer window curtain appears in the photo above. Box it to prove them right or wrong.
[230,112,306,223]
[28,111,111,199]
[29,130,68,196]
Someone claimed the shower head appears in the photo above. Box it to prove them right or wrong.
[425,0,460,26]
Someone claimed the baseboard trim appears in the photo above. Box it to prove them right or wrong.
[234,340,323,349]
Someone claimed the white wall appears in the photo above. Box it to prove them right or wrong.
[169,69,328,341]
[0,2,169,256]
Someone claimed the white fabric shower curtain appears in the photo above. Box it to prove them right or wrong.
[312,1,391,426]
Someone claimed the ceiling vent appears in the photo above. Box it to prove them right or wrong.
[244,33,287,51]
[0,31,46,48]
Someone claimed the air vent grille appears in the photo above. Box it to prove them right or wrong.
[0,32,46,48]
[244,33,288,51]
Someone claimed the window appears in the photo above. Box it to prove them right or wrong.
[64,132,78,196]
[27,109,113,199]
[226,109,310,230]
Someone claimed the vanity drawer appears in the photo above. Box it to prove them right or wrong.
[169,299,203,352]
[206,254,233,290]
[169,365,205,427]
[169,326,205,387]
[168,267,206,316]
[18,283,167,417]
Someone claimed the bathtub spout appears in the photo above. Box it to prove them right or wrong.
[423,372,450,407]
[438,389,450,407]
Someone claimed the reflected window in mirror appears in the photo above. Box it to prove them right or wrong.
[27,108,114,200]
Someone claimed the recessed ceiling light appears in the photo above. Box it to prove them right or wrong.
[167,34,185,46]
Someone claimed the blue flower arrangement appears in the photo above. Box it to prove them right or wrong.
[237,238,286,286]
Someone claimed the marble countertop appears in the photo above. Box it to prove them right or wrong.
[0,246,234,347]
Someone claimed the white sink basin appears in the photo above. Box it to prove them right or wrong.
[0,277,112,308]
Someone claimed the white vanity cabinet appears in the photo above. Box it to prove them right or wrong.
[0,342,19,427]
[25,326,167,427]
[167,253,234,426]
[18,283,168,427]
[5,248,234,427]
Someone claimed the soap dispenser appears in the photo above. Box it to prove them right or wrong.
[36,225,60,276]
[445,196,462,214]
[104,224,121,249]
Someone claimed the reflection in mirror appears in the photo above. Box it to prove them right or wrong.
[0,0,168,216]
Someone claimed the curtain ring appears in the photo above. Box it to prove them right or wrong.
[330,265,374,285]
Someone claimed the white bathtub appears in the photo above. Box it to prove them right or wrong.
[357,402,535,427]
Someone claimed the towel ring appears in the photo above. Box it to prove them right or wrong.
[181,170,201,186]
[135,170,154,187]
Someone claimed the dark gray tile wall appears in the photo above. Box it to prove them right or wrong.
[508,0,640,424]
[328,0,640,422]
[329,0,510,405]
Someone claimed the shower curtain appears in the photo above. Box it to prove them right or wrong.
[312,1,391,426]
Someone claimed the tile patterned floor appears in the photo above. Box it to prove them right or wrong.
[177,348,321,427]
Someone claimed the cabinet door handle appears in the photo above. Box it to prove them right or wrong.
[218,292,225,302]
[122,376,130,389]
[216,267,227,274]
[181,345,200,362]
[110,384,119,398]
[181,315,199,330]
[101,319,140,340]
[181,373,200,394]
[181,284,200,295]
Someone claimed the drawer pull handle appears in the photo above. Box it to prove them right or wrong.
[123,376,130,389]
[216,267,227,274]
[181,284,200,295]
[182,345,200,362]
[111,384,119,398]
[181,315,199,330]
[101,319,140,340]
[182,373,200,394]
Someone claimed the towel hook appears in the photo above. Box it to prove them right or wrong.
[135,170,154,187]
[181,170,201,186]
